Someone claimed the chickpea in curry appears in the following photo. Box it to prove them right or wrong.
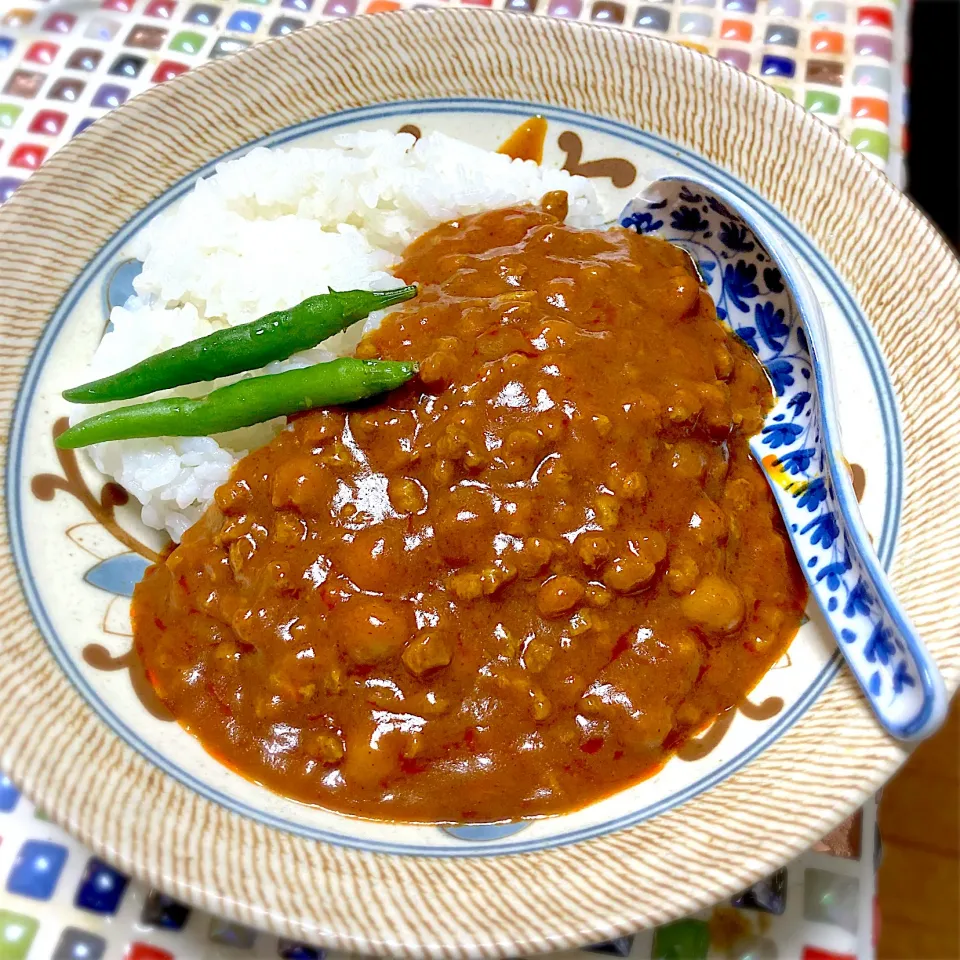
[133,191,808,823]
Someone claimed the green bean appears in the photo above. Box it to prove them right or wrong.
[63,285,417,404]
[56,358,417,449]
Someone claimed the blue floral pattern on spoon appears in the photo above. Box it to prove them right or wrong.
[621,177,946,741]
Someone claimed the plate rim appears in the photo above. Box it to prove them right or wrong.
[8,96,905,857]
[0,9,957,955]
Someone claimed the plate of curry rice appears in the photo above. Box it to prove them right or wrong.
[0,9,957,956]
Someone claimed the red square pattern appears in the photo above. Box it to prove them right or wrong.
[125,944,174,960]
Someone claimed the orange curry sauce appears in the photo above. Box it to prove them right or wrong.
[132,193,807,823]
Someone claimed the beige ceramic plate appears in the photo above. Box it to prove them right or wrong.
[0,10,958,956]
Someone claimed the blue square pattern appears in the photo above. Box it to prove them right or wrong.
[852,64,891,93]
[185,2,221,24]
[678,11,712,35]
[209,918,257,948]
[764,23,799,46]
[226,10,262,32]
[85,17,120,41]
[0,36,14,60]
[768,0,799,15]
[210,35,249,57]
[53,927,107,960]
[760,54,796,78]
[0,774,20,812]
[270,15,303,36]
[732,868,788,914]
[0,177,23,204]
[91,83,129,109]
[7,840,68,901]
[585,937,635,956]
[635,5,669,29]
[804,867,860,934]
[141,889,191,930]
[109,53,146,78]
[278,941,325,960]
[811,0,844,21]
[75,858,129,914]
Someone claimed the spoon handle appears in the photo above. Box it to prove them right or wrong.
[749,218,948,742]
[623,176,947,741]
[751,435,948,741]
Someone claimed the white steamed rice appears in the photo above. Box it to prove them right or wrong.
[75,129,611,541]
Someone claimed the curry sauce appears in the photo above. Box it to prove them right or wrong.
[133,194,807,822]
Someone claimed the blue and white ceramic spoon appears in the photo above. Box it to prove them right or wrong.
[620,176,947,742]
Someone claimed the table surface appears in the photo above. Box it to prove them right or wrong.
[0,2,905,956]
[0,783,881,960]
[877,699,960,960]
[0,0,906,197]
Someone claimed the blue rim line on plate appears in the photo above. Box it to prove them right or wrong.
[6,98,903,857]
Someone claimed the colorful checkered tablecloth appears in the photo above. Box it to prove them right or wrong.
[0,773,881,959]
[0,2,902,956]
[0,0,907,200]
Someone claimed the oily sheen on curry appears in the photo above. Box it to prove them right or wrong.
[132,194,807,823]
